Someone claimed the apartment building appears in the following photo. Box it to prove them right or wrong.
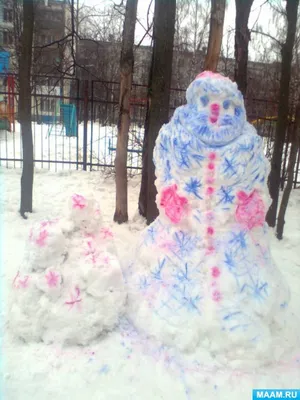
[0,0,72,123]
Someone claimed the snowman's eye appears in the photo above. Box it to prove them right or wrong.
[223,100,230,110]
[235,106,242,117]
[200,95,209,106]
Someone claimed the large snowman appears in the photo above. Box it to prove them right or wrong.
[9,194,126,346]
[125,71,291,364]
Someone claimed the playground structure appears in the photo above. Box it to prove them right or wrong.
[47,102,77,137]
[0,52,15,132]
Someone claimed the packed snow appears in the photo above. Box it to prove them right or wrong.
[9,194,126,346]
[0,122,143,171]
[0,168,299,400]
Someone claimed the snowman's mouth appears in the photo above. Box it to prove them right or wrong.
[177,107,242,147]
[197,125,242,147]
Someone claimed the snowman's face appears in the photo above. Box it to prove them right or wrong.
[184,78,246,147]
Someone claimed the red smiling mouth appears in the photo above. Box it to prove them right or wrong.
[209,103,220,124]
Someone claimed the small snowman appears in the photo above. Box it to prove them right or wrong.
[9,194,126,346]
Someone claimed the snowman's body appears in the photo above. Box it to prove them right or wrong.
[10,195,126,346]
[125,72,290,362]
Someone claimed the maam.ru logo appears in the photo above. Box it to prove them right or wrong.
[253,390,300,399]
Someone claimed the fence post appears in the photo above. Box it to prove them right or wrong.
[83,80,89,171]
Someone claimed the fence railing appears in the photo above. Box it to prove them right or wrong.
[0,74,299,186]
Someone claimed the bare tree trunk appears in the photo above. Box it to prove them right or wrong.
[19,0,34,219]
[114,0,138,224]
[266,0,299,227]
[234,0,254,96]
[138,0,176,224]
[276,100,300,240]
[203,0,226,72]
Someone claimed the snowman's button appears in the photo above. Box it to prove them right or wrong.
[206,187,214,195]
[207,226,214,235]
[208,152,217,161]
[206,177,215,185]
[211,266,221,278]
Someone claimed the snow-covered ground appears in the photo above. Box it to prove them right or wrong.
[0,167,299,399]
[0,122,143,171]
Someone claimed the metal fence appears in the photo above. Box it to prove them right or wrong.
[0,73,299,186]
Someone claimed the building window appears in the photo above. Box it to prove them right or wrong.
[41,98,56,113]
[3,8,13,23]
[3,31,13,46]
[38,34,56,45]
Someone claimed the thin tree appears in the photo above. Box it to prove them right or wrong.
[276,96,300,239]
[114,0,138,224]
[266,0,299,227]
[19,0,34,218]
[203,0,226,72]
[234,0,254,96]
[138,0,176,224]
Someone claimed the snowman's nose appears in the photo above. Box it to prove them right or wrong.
[209,103,220,124]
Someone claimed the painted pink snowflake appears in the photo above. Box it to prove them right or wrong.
[35,229,48,247]
[72,194,87,210]
[100,227,113,239]
[160,184,189,224]
[40,219,57,228]
[84,240,99,264]
[13,271,30,289]
[235,189,265,230]
[65,287,82,309]
[45,271,60,287]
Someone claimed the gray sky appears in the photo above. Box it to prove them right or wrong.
[78,0,280,60]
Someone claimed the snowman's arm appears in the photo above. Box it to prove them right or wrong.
[153,125,175,187]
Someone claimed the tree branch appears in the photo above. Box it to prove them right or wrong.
[251,29,283,48]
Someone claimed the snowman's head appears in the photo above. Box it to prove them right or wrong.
[183,71,246,147]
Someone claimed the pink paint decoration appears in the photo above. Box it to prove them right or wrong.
[208,162,215,170]
[35,229,48,247]
[196,71,224,80]
[72,194,87,209]
[84,232,96,239]
[236,189,265,230]
[45,271,60,288]
[18,277,30,288]
[206,177,214,184]
[101,255,111,265]
[100,227,114,239]
[13,271,30,289]
[85,240,98,264]
[208,152,216,161]
[158,240,175,252]
[209,103,220,124]
[206,211,214,221]
[206,245,215,255]
[206,187,214,196]
[65,286,82,309]
[160,184,189,224]
[212,290,222,302]
[207,226,214,235]
[211,266,221,278]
